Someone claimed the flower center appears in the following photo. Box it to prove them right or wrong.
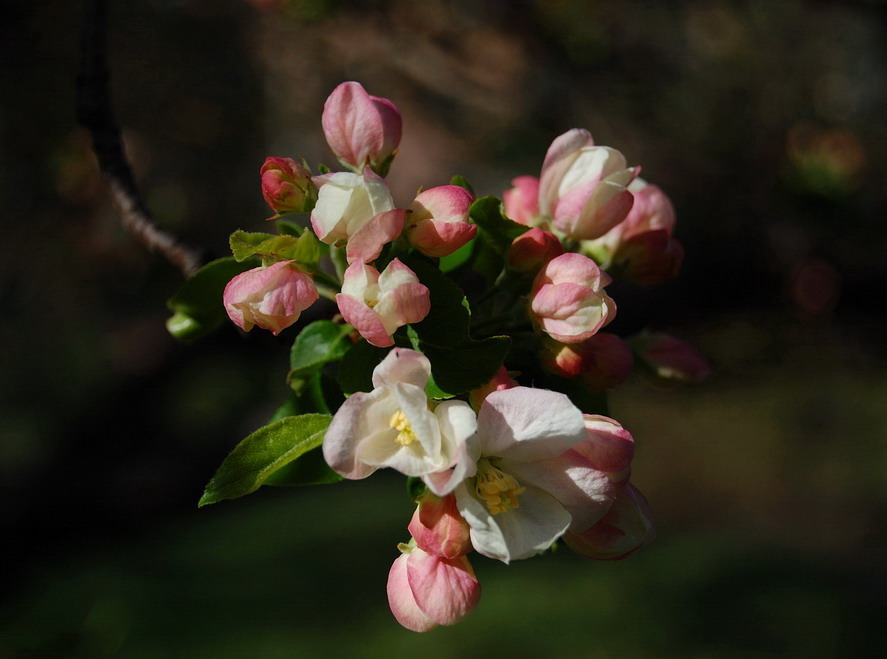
[389,409,419,446]
[475,458,526,515]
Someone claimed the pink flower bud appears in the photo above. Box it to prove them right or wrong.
[629,331,710,385]
[467,366,518,411]
[321,81,402,173]
[259,157,317,215]
[408,493,472,559]
[223,260,319,335]
[529,253,616,344]
[590,180,683,284]
[574,414,635,482]
[502,175,541,226]
[387,543,481,632]
[541,332,634,391]
[336,259,430,347]
[613,231,684,285]
[563,484,655,560]
[506,227,564,274]
[538,129,638,241]
[406,185,476,258]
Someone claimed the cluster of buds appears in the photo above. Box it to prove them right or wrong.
[193,80,708,633]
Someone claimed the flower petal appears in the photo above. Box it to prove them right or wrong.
[455,482,571,563]
[387,552,437,632]
[371,347,432,389]
[476,387,586,461]
[407,550,480,626]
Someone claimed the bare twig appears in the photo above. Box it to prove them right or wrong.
[76,0,202,278]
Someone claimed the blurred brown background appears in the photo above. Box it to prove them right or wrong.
[2,0,885,656]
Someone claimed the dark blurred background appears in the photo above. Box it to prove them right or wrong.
[2,0,886,656]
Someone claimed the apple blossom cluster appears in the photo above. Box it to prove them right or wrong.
[176,81,708,633]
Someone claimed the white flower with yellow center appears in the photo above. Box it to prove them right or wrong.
[322,348,477,495]
[454,386,611,564]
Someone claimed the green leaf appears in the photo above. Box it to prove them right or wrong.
[449,175,475,196]
[229,229,322,266]
[406,476,427,501]
[470,195,530,256]
[268,394,301,422]
[165,257,258,342]
[276,219,304,237]
[288,320,353,390]
[403,256,472,346]
[419,336,511,395]
[263,446,343,486]
[338,339,390,395]
[439,236,476,273]
[403,256,511,394]
[198,414,332,506]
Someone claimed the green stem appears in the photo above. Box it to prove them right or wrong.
[330,244,348,283]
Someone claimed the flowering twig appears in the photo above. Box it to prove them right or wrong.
[76,0,202,278]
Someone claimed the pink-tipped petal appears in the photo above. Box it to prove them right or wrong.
[387,552,438,632]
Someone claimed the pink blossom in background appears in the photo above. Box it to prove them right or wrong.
[538,129,638,241]
[564,484,655,560]
[335,259,430,347]
[629,330,710,385]
[406,185,476,258]
[259,157,316,215]
[529,252,616,344]
[541,332,634,391]
[387,543,481,632]
[502,175,541,226]
[506,227,564,274]
[223,260,318,335]
[322,81,402,172]
[586,179,683,284]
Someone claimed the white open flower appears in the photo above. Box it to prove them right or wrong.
[454,387,618,563]
[322,348,477,495]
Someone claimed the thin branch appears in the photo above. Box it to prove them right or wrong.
[76,0,202,278]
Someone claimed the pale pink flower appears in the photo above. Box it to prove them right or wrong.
[223,260,318,335]
[336,259,430,348]
[563,484,655,560]
[453,387,623,563]
[406,185,476,258]
[322,81,402,172]
[259,157,316,215]
[387,542,480,632]
[540,333,634,392]
[506,227,564,274]
[408,492,472,560]
[502,175,541,226]
[528,252,616,344]
[585,179,683,284]
[310,169,404,263]
[322,348,477,494]
[629,331,710,385]
[538,129,638,241]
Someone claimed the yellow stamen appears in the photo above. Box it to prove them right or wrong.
[389,409,419,446]
[475,458,526,515]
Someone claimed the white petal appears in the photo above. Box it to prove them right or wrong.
[477,387,586,461]
[454,482,571,564]
[371,348,431,389]
[423,401,478,496]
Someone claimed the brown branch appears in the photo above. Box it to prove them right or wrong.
[76,0,202,278]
